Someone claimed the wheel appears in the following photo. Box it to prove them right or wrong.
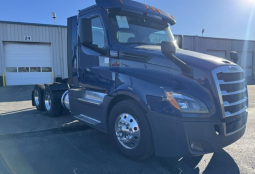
[33,84,45,111]
[43,86,62,117]
[109,100,154,160]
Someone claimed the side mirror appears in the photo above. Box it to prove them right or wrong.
[161,41,176,54]
[230,51,239,63]
[79,18,92,45]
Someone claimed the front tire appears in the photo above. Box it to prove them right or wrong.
[109,100,154,160]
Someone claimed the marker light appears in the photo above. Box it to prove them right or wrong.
[151,7,155,12]
[119,0,123,4]
[170,15,175,20]
[145,5,150,10]
[156,9,161,14]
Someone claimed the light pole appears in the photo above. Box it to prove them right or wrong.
[202,29,205,37]
[52,12,56,25]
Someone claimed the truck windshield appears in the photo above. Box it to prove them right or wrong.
[109,12,175,45]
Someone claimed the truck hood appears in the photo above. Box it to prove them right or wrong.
[119,45,236,72]
[116,45,232,117]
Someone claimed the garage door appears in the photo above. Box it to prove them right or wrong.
[237,52,253,76]
[4,42,52,86]
[207,50,226,59]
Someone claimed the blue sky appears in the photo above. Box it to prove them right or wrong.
[0,0,255,40]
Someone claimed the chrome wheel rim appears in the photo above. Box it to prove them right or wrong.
[34,90,39,106]
[115,113,140,149]
[45,92,51,111]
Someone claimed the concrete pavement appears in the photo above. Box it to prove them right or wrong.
[0,85,86,136]
[0,85,254,174]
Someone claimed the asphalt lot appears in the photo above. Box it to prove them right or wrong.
[0,85,254,174]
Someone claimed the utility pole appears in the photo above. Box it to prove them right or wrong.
[52,12,57,25]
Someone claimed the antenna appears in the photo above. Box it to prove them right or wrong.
[52,12,57,25]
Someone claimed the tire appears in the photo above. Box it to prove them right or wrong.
[109,99,154,160]
[43,86,62,117]
[33,84,45,111]
[61,107,70,115]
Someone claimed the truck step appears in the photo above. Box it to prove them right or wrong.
[74,114,101,125]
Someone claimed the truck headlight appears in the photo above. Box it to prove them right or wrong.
[164,91,209,114]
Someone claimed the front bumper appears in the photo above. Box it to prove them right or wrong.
[147,112,247,157]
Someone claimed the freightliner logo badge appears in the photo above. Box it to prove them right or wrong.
[228,66,239,72]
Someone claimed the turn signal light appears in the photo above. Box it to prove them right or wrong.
[151,7,155,12]
[171,15,175,20]
[165,92,180,110]
[145,5,149,10]
[156,9,161,14]
[119,0,123,4]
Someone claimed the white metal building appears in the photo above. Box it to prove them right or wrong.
[177,35,255,84]
[0,21,67,86]
[0,20,255,86]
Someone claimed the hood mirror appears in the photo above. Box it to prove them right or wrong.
[230,51,239,63]
[161,41,176,54]
[161,41,193,77]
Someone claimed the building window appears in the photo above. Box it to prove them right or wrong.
[18,67,29,72]
[42,67,52,72]
[6,67,17,72]
[30,67,41,72]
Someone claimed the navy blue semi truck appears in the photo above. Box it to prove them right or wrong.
[32,0,248,160]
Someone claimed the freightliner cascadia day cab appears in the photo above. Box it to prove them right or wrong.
[32,0,248,160]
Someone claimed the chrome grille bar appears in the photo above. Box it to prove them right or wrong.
[223,97,247,107]
[221,88,246,96]
[218,79,245,84]
[225,107,247,117]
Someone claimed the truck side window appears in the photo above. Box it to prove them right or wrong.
[91,17,105,48]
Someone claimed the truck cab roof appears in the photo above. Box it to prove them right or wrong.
[79,0,176,25]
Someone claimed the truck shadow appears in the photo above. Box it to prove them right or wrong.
[139,149,240,174]
[60,129,240,174]
[180,150,240,174]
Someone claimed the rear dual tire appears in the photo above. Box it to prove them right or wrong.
[33,84,45,111]
[33,84,69,117]
[43,87,62,117]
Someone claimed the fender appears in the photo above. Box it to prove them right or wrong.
[114,71,169,113]
[112,67,217,117]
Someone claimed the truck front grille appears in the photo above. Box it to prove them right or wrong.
[212,66,248,135]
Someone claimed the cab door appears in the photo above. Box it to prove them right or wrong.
[71,10,111,123]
